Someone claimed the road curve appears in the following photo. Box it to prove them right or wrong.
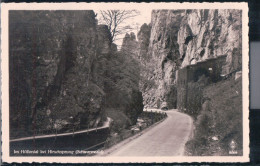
[108,109,193,156]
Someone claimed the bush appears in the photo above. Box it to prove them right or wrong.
[185,75,209,119]
[185,76,243,156]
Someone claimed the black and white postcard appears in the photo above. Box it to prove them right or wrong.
[1,2,249,163]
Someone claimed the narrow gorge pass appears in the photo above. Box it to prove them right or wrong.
[1,2,249,163]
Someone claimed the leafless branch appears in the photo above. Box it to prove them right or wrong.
[98,10,140,42]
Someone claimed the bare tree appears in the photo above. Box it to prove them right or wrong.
[99,10,140,42]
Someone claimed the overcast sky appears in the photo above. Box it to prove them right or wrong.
[96,10,152,47]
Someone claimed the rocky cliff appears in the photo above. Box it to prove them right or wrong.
[178,9,242,73]
[9,11,143,138]
[9,11,106,138]
[137,9,242,108]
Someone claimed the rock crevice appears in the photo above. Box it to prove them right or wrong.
[137,9,242,108]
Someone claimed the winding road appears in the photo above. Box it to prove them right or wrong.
[107,109,193,156]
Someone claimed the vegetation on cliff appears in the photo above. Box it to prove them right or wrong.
[9,9,244,157]
[9,11,143,139]
[185,75,242,156]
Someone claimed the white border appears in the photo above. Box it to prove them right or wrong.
[1,2,249,163]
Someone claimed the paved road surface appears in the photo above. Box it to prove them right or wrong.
[108,109,192,156]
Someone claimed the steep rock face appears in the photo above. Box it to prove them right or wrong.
[97,25,112,54]
[9,11,110,138]
[178,9,242,74]
[139,10,185,108]
[121,32,139,57]
[137,23,151,62]
[138,9,242,108]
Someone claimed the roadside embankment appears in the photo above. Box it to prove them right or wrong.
[185,76,242,156]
